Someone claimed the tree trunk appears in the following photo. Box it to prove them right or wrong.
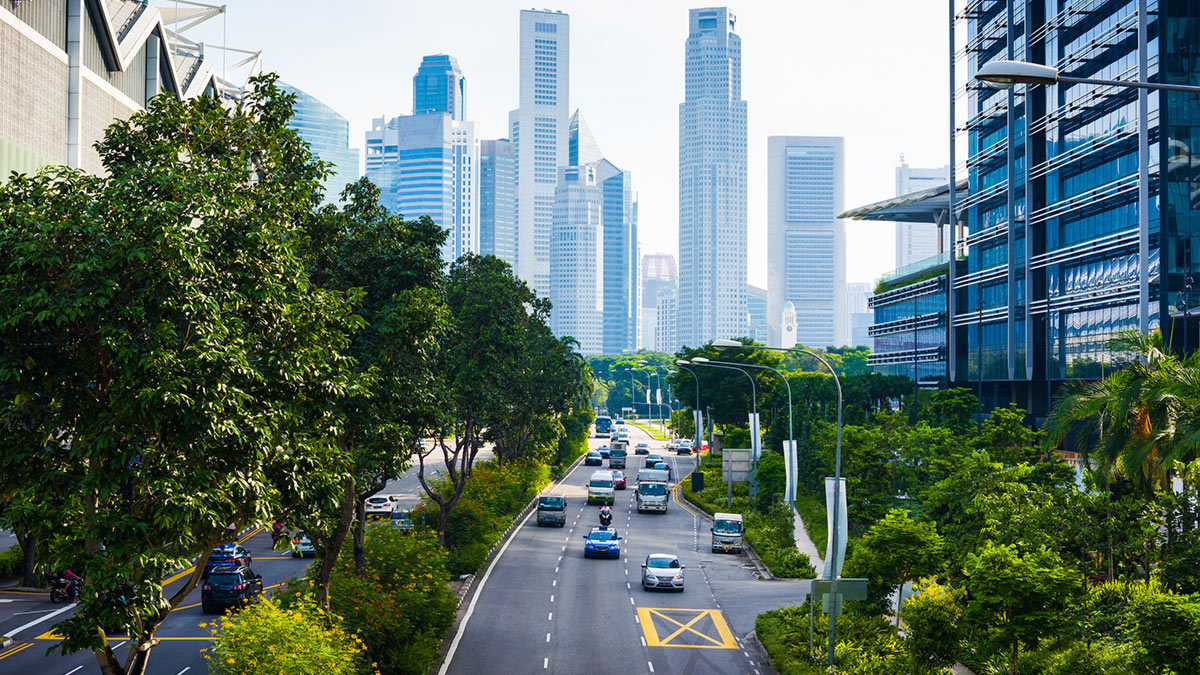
[314,475,357,610]
[1009,639,1019,675]
[353,499,367,578]
[437,502,449,547]
[17,532,37,587]
[894,585,903,632]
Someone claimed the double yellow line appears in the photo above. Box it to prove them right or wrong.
[672,467,701,518]
[0,642,32,661]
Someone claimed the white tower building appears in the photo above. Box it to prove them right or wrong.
[894,156,949,268]
[767,136,846,349]
[510,9,570,295]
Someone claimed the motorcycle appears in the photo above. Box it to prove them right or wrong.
[48,575,81,603]
[599,507,612,527]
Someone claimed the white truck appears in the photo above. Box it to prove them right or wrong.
[635,468,670,514]
[711,512,745,553]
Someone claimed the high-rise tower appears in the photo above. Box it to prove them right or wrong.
[677,7,747,348]
[413,54,465,120]
[510,9,570,295]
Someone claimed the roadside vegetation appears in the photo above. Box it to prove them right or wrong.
[0,74,593,675]
[674,333,1200,674]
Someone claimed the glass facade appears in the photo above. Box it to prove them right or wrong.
[951,0,1199,414]
[869,259,949,388]
[480,139,517,266]
[280,82,359,204]
[413,55,464,120]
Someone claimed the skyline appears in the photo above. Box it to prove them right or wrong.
[185,1,949,287]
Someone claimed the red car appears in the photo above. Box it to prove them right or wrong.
[611,470,627,490]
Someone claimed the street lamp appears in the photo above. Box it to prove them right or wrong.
[712,338,843,665]
[976,59,1200,93]
[683,357,757,510]
[675,360,703,456]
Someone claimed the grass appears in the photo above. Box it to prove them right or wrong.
[627,420,669,440]
[793,492,827,555]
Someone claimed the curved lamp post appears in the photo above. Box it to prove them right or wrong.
[675,360,704,457]
[976,59,1200,93]
[685,356,758,511]
[712,338,843,665]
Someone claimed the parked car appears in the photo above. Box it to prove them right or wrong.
[582,526,622,559]
[201,565,264,613]
[584,450,603,466]
[290,532,316,557]
[635,443,650,455]
[203,544,252,576]
[641,553,685,591]
[611,470,626,490]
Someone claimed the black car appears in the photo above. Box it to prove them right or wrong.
[644,453,663,468]
[201,565,263,613]
[584,450,603,466]
[203,544,252,577]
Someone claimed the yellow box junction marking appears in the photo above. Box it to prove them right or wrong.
[636,607,737,649]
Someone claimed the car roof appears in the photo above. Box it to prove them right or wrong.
[646,553,678,561]
[588,526,617,535]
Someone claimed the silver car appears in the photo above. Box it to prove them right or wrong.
[290,532,316,558]
[641,554,685,591]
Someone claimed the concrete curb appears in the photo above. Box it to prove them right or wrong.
[0,636,12,649]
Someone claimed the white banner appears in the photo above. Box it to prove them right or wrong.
[645,387,650,405]
[822,477,848,580]
[748,413,761,461]
[783,440,797,505]
[655,388,662,405]
[694,409,703,446]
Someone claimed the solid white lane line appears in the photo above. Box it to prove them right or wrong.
[64,668,84,675]
[175,669,191,675]
[7,602,76,637]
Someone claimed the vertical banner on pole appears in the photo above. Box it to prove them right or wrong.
[783,440,796,505]
[693,410,702,445]
[656,388,662,405]
[822,477,847,579]
[748,413,761,461]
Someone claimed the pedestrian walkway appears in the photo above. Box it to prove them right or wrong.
[792,506,824,570]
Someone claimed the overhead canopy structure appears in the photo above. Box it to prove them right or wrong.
[838,180,968,223]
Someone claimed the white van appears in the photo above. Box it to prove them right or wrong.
[587,470,615,505]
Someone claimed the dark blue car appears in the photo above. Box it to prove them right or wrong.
[582,526,622,559]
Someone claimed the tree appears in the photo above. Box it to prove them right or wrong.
[927,388,979,435]
[845,509,944,628]
[298,177,449,604]
[0,76,359,675]
[755,452,786,509]
[976,403,1044,465]
[961,542,1081,675]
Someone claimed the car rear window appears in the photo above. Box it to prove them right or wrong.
[208,573,242,587]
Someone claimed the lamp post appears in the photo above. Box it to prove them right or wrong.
[712,339,842,666]
[675,360,703,456]
[705,356,793,507]
[975,59,1200,93]
[685,357,757,511]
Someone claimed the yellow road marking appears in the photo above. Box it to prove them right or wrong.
[0,642,32,660]
[636,607,737,649]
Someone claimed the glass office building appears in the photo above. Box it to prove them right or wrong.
[479,138,517,266]
[952,0,1199,417]
[280,82,360,204]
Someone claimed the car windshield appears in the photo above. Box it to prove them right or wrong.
[654,464,669,470]
[647,557,680,569]
[640,483,667,495]
[589,530,616,541]
[587,451,600,457]
[590,480,613,488]
[539,497,565,510]
[208,573,242,586]
[391,510,411,519]
[715,519,742,534]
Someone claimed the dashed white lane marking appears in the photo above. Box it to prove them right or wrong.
[552,579,557,587]
[629,597,635,605]
[564,536,570,541]
[175,669,191,675]
[625,568,628,575]
[546,633,551,642]
[555,566,559,573]
[111,642,125,649]
[561,545,565,551]
[548,612,553,620]
[627,582,631,590]
[64,668,84,675]
[543,657,549,669]
[648,661,655,673]
[641,636,647,647]
[550,594,555,602]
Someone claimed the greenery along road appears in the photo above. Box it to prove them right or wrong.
[0,74,594,675]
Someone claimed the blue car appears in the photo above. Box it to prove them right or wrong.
[582,526,622,559]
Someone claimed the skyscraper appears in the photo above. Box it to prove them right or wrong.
[767,136,846,349]
[413,54,465,120]
[894,156,948,268]
[746,284,769,345]
[510,9,570,295]
[280,82,360,204]
[642,254,678,352]
[677,7,747,348]
[365,55,478,264]
[479,139,517,267]
[846,281,873,348]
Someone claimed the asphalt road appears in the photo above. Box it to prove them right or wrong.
[0,525,310,673]
[441,424,795,675]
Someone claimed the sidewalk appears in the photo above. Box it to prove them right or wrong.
[792,506,824,570]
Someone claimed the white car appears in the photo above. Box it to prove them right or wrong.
[290,532,316,558]
[364,496,393,519]
[642,554,685,591]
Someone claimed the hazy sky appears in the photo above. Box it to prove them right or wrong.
[187,1,949,287]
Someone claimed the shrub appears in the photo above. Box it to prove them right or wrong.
[902,580,963,669]
[0,545,23,579]
[206,595,370,675]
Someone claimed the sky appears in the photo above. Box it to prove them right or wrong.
[184,1,950,287]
